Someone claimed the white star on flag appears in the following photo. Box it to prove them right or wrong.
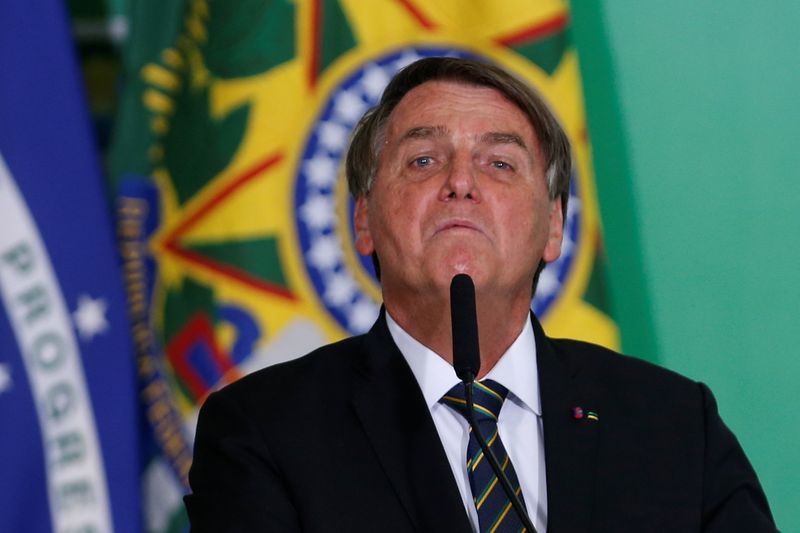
[360,64,390,100]
[0,364,12,394]
[307,235,342,271]
[72,294,109,341]
[332,88,367,124]
[300,195,335,230]
[318,121,350,152]
[303,155,338,189]
[348,299,379,334]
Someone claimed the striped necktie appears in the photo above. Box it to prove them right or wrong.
[441,380,528,533]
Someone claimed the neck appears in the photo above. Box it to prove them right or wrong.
[384,285,532,378]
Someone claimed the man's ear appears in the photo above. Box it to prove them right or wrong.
[542,199,564,263]
[354,196,374,256]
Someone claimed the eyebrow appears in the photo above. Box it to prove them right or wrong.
[397,127,528,152]
[479,131,527,150]
[399,125,448,142]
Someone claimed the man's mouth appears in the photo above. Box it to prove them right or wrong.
[434,219,483,235]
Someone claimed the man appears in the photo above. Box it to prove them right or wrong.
[185,57,776,532]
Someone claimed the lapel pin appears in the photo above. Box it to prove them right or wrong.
[572,406,599,421]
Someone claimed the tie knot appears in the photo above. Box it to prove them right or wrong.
[441,379,509,422]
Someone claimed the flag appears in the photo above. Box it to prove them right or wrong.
[109,1,617,529]
[0,2,140,532]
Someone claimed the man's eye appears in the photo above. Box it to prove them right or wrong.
[413,156,433,167]
[491,160,512,170]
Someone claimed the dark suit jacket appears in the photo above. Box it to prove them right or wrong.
[185,311,776,532]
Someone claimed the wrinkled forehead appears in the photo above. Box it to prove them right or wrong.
[381,80,544,159]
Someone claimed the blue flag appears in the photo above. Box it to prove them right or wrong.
[0,2,140,532]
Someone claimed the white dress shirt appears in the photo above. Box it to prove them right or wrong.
[386,312,547,532]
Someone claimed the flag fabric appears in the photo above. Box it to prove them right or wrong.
[0,2,140,532]
[109,1,617,530]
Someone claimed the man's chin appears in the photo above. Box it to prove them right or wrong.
[434,265,486,287]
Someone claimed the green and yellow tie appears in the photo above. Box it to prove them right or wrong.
[441,380,528,533]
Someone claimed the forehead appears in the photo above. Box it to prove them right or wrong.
[385,80,536,140]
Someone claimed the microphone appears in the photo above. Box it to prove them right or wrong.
[450,273,480,382]
[449,274,537,533]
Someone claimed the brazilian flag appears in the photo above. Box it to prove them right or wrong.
[110,1,619,529]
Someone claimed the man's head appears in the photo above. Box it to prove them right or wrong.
[347,57,571,215]
[346,57,571,302]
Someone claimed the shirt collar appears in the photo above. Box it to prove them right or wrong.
[386,311,541,416]
[386,312,460,410]
[483,316,541,416]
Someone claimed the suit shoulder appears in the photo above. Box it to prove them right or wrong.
[548,336,699,393]
[545,336,711,427]
[211,334,366,406]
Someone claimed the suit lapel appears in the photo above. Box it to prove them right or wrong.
[534,316,600,532]
[352,312,472,532]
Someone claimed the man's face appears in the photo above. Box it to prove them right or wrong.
[354,80,563,301]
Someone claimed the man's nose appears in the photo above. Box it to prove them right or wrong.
[439,154,480,201]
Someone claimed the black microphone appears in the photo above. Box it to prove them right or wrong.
[449,274,537,533]
[450,273,480,382]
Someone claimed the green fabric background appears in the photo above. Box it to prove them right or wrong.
[573,2,800,530]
